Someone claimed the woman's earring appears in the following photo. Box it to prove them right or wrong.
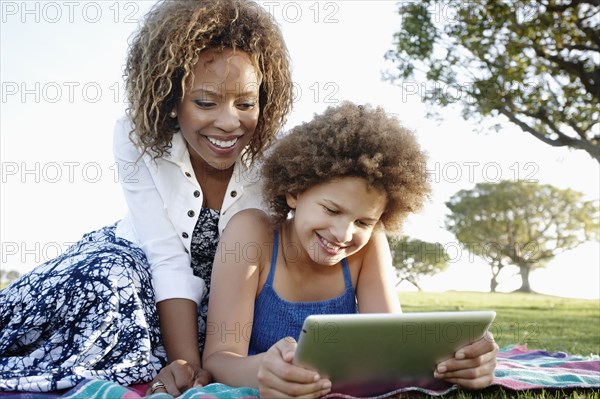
[170,111,177,118]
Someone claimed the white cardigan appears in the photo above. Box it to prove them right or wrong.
[113,116,265,304]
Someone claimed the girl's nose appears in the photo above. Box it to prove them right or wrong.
[332,221,353,244]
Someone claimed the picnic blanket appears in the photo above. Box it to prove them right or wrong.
[1,345,599,398]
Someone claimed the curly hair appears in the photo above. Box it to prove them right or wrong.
[262,102,431,235]
[125,0,293,162]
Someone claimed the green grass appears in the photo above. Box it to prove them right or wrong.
[397,291,600,398]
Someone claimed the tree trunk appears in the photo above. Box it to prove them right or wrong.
[516,264,532,292]
[407,277,422,291]
[490,261,502,293]
[490,276,498,292]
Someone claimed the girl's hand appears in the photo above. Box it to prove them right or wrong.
[258,337,332,398]
[434,331,499,389]
[146,360,212,397]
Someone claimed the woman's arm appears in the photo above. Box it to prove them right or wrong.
[113,117,204,304]
[355,229,401,313]
[151,299,207,395]
[113,118,205,395]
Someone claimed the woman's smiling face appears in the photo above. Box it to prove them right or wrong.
[175,48,260,172]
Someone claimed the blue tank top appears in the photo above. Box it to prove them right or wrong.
[248,231,358,355]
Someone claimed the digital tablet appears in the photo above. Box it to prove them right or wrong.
[293,311,496,395]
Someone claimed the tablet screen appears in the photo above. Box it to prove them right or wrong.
[293,311,496,395]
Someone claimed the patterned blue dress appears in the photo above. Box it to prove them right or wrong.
[0,208,220,392]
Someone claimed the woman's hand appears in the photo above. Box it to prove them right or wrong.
[146,360,211,397]
[258,337,332,398]
[434,331,499,389]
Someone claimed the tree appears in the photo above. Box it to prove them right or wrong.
[445,180,599,292]
[385,0,599,162]
[4,270,21,286]
[388,236,450,290]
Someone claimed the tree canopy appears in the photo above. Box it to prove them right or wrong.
[445,180,599,292]
[386,0,599,162]
[388,236,449,290]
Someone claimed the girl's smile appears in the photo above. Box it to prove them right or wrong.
[285,176,388,266]
[316,233,347,255]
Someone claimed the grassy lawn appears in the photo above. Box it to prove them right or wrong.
[398,291,600,398]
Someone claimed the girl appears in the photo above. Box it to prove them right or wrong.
[203,102,498,398]
[0,0,292,396]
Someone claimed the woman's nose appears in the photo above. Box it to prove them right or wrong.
[214,105,241,132]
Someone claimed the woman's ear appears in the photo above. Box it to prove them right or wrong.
[285,192,298,209]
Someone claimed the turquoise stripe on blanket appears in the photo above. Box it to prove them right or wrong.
[1,345,598,398]
[61,382,259,399]
[62,380,137,399]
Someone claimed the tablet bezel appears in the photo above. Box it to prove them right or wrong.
[293,311,496,391]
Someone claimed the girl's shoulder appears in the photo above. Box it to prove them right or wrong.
[220,209,276,269]
[222,208,273,240]
[229,207,270,223]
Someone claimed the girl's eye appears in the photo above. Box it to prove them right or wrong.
[323,206,338,215]
[355,220,374,228]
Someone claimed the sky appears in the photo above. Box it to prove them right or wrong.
[1,1,599,299]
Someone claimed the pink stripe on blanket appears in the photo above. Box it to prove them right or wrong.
[492,379,541,389]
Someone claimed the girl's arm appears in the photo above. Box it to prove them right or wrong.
[202,209,271,386]
[355,229,402,313]
[203,210,329,397]
[356,230,498,388]
[434,331,499,388]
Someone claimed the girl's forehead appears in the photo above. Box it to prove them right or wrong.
[316,177,384,193]
[304,177,388,215]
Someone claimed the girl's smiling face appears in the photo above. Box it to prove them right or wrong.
[286,176,388,266]
[175,48,260,172]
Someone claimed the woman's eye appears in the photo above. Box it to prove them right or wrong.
[237,102,257,110]
[194,100,215,108]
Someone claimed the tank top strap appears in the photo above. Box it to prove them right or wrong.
[265,230,279,285]
[341,258,352,289]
